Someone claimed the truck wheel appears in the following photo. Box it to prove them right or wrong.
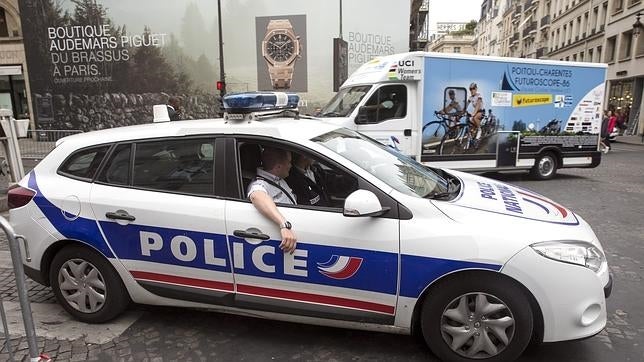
[530,152,557,180]
[49,245,130,323]
[420,274,533,362]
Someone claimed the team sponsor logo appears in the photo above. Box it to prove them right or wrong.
[512,94,553,107]
[317,255,363,280]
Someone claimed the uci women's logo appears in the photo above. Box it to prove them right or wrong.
[398,60,415,66]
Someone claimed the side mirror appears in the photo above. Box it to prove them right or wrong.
[343,189,390,217]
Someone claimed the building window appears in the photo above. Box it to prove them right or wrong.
[592,6,599,31]
[619,31,632,60]
[601,2,608,26]
[605,36,616,62]
[0,8,8,37]
[573,53,577,61]
[597,45,602,61]
[637,30,644,57]
[612,0,623,13]
[579,51,584,61]
[589,48,594,62]
[454,47,461,53]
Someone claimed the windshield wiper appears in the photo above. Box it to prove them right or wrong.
[423,191,453,200]
[321,111,343,117]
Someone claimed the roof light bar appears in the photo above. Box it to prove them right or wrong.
[222,92,299,114]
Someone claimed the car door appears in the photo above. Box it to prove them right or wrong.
[354,84,415,155]
[226,138,400,324]
[90,137,235,305]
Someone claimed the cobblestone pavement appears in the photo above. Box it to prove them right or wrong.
[0,140,642,361]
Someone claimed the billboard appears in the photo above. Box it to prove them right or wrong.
[20,0,409,130]
[19,0,222,130]
[221,0,410,110]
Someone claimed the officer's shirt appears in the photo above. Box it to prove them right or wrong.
[247,168,297,205]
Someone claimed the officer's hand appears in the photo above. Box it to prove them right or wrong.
[279,228,297,254]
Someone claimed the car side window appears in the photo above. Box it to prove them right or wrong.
[238,140,359,209]
[132,138,215,195]
[58,145,110,180]
[355,84,407,125]
[97,144,131,185]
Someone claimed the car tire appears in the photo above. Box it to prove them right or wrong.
[49,245,130,323]
[420,273,533,362]
[530,152,557,180]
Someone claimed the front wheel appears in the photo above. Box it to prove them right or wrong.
[49,245,130,323]
[421,274,533,362]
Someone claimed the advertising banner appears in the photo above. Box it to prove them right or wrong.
[20,0,221,130]
[222,0,410,110]
[421,56,605,157]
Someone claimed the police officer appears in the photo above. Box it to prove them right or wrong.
[286,153,329,207]
[247,147,297,254]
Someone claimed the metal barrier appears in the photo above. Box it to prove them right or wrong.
[0,216,48,362]
[17,130,83,160]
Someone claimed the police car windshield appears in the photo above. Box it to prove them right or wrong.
[313,128,449,198]
[320,85,372,117]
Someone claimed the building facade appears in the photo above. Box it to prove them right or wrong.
[0,0,30,122]
[428,34,476,54]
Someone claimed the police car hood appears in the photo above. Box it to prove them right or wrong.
[432,170,585,232]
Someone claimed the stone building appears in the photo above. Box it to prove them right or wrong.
[428,34,476,54]
[0,0,31,122]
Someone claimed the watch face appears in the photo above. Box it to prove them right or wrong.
[266,33,295,62]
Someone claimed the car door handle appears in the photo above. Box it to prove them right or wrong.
[105,210,136,222]
[233,230,270,240]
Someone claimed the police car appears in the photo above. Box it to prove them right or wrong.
[9,92,611,361]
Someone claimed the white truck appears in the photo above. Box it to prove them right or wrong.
[318,52,607,179]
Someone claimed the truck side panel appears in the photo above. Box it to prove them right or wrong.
[420,56,605,169]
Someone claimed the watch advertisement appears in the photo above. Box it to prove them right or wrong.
[255,15,308,92]
[19,0,221,130]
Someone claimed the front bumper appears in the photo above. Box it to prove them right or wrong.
[502,247,607,343]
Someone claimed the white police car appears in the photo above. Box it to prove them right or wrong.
[9,92,611,361]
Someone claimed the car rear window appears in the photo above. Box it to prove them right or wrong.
[58,145,110,180]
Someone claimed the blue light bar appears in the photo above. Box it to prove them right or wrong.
[223,92,299,114]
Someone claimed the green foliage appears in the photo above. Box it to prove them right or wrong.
[449,20,478,36]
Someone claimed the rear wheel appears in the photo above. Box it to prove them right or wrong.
[421,274,533,362]
[49,245,130,323]
[530,152,558,180]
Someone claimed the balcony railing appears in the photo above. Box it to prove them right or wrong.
[522,22,537,37]
[510,32,519,44]
[536,47,547,58]
[540,15,550,28]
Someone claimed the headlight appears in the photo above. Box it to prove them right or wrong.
[530,241,606,273]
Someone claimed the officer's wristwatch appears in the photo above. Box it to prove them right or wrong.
[279,221,292,230]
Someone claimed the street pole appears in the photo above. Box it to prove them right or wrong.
[217,0,226,96]
[339,0,343,39]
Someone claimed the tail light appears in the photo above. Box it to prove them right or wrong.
[8,185,36,209]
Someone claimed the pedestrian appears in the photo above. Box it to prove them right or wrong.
[166,97,182,121]
[600,110,616,153]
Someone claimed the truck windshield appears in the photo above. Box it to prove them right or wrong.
[320,85,371,117]
[312,128,450,198]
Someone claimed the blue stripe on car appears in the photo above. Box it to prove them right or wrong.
[28,172,115,258]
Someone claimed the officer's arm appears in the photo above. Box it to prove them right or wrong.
[249,190,297,254]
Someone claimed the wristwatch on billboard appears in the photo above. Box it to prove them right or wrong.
[262,19,301,89]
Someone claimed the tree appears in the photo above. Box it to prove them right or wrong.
[450,20,478,36]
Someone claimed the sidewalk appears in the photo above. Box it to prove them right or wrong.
[614,134,644,146]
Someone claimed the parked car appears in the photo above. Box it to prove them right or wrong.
[8,93,612,361]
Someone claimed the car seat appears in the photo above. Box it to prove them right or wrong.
[239,143,262,192]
